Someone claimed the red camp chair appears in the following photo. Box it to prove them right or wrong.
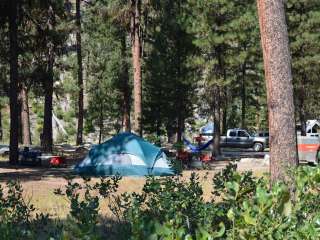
[50,156,65,167]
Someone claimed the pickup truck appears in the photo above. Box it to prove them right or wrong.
[220,129,268,152]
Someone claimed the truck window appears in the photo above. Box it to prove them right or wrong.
[229,131,236,137]
[238,131,249,137]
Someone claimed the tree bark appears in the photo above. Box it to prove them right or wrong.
[42,5,55,153]
[212,86,221,157]
[76,0,84,145]
[177,114,184,143]
[121,33,131,132]
[9,0,19,164]
[43,64,54,152]
[131,0,142,136]
[221,89,228,135]
[257,0,298,182]
[20,84,32,145]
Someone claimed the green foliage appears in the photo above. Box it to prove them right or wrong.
[286,0,320,122]
[54,176,121,239]
[142,0,197,136]
[0,181,36,239]
[83,0,128,138]
[111,165,320,239]
[2,166,320,239]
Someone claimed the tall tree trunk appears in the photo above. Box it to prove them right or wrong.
[43,64,54,152]
[131,0,142,136]
[222,93,228,135]
[20,84,32,145]
[241,63,246,129]
[42,5,55,153]
[166,125,175,144]
[177,114,184,142]
[121,33,131,132]
[0,107,2,141]
[212,86,221,157]
[76,0,84,145]
[9,0,19,164]
[257,0,298,182]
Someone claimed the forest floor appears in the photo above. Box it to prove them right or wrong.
[0,155,269,219]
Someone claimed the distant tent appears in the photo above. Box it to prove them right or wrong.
[200,122,214,135]
[75,132,175,176]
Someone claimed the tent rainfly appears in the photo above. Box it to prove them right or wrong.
[74,132,175,176]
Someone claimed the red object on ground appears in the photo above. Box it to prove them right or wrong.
[50,156,65,167]
[200,154,211,163]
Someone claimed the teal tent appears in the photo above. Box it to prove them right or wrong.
[75,132,175,176]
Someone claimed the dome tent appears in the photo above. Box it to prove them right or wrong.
[75,132,175,176]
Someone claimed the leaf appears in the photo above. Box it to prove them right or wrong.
[283,201,292,217]
[243,211,257,226]
[227,208,235,220]
[211,222,226,238]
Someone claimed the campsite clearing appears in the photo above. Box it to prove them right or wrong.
[0,158,268,219]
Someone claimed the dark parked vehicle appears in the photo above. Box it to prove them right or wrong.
[254,131,269,145]
[220,129,268,152]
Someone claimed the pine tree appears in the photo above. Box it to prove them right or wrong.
[257,0,298,182]
[76,0,84,145]
[8,0,19,164]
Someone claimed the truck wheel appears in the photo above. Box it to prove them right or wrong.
[253,143,264,152]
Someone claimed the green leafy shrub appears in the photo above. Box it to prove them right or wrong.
[0,181,36,239]
[112,164,320,239]
[1,165,320,239]
[54,176,121,239]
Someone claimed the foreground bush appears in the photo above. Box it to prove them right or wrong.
[1,165,320,239]
[114,164,320,239]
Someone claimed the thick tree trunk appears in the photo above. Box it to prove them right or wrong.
[257,0,298,182]
[42,5,55,153]
[212,87,221,157]
[43,65,54,152]
[20,84,32,145]
[76,0,84,145]
[131,0,142,136]
[9,0,19,164]
[121,34,131,132]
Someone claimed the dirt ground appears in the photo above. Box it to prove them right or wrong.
[0,158,269,218]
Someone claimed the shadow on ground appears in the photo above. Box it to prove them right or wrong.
[0,161,79,182]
